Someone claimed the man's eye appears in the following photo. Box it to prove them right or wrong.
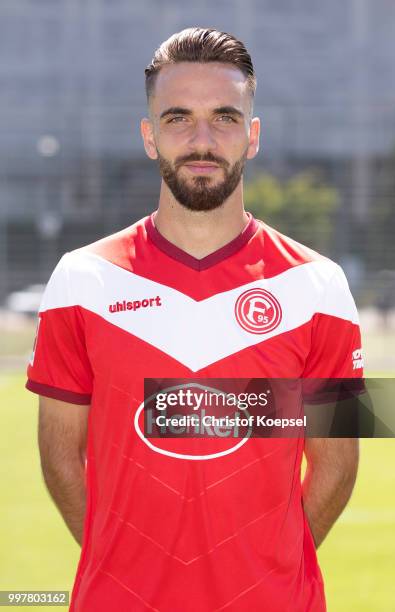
[218,115,236,123]
[168,116,186,123]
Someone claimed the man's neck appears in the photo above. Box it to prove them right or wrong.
[153,183,250,259]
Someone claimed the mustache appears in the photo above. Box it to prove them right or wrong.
[175,152,229,169]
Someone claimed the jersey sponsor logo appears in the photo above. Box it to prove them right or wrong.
[29,316,41,366]
[108,295,162,313]
[352,348,364,370]
[134,383,251,461]
[235,288,282,334]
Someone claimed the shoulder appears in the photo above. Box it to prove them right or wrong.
[255,219,354,303]
[256,219,331,271]
[41,216,149,307]
[68,215,149,271]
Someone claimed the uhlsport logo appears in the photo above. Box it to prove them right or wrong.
[235,288,282,334]
[108,295,162,313]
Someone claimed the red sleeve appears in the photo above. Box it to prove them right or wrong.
[25,254,93,405]
[303,264,364,379]
[302,264,364,405]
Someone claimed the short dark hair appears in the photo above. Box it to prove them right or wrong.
[145,27,256,102]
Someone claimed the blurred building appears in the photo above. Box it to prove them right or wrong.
[1,0,395,298]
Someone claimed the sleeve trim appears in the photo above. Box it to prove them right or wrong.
[25,379,92,405]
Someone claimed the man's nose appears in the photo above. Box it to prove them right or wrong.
[188,120,217,151]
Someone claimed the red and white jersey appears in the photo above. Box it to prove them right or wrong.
[26,212,363,612]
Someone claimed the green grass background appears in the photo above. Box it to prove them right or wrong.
[1,371,394,611]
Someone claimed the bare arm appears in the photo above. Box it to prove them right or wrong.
[302,438,359,548]
[38,395,90,546]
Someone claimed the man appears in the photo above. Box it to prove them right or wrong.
[26,28,363,611]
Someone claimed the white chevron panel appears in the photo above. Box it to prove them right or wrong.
[39,251,359,372]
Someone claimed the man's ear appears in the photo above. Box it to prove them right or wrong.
[246,116,260,160]
[140,117,158,160]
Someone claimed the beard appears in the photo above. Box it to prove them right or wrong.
[157,149,248,212]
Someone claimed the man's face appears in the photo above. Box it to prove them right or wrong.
[141,62,260,211]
